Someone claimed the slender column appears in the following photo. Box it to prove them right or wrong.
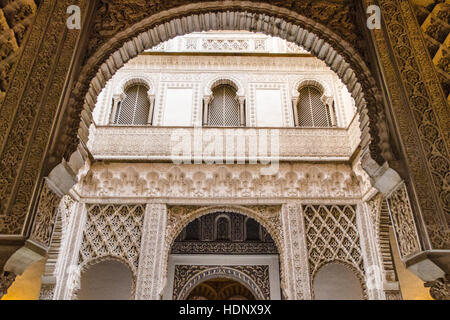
[291,98,299,127]
[110,93,125,124]
[357,203,389,300]
[280,203,312,300]
[202,96,212,126]
[147,94,156,125]
[52,202,87,300]
[135,203,167,300]
[238,96,246,126]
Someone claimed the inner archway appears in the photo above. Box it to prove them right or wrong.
[187,278,257,300]
[164,209,282,300]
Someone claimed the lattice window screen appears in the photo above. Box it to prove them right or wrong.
[115,84,150,125]
[297,86,332,127]
[208,84,241,126]
[303,205,365,278]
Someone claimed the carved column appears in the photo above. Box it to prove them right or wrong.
[280,203,312,300]
[238,96,246,126]
[291,98,299,127]
[29,178,63,299]
[38,195,75,300]
[364,195,403,300]
[52,202,86,300]
[109,93,125,124]
[358,202,394,300]
[147,94,156,125]
[202,95,212,125]
[135,203,167,300]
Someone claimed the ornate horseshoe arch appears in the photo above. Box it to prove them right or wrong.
[177,267,266,300]
[57,1,393,178]
[162,205,283,285]
[3,0,448,300]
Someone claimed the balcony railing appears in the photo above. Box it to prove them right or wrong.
[87,122,360,162]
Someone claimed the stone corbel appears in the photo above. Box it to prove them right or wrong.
[110,93,126,124]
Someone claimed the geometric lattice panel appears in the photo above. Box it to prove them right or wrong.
[303,205,364,277]
[297,86,332,127]
[208,84,241,127]
[79,204,145,272]
[115,84,150,125]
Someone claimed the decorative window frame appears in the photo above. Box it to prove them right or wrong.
[248,82,290,127]
[291,78,337,128]
[153,82,201,126]
[214,214,232,241]
[108,75,156,125]
[203,76,246,126]
[205,76,245,97]
[244,216,262,241]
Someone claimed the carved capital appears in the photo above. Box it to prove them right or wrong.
[0,271,16,298]
[112,93,126,103]
[425,277,450,300]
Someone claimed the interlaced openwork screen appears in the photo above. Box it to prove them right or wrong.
[297,86,333,127]
[115,84,150,125]
[79,204,145,272]
[208,84,241,127]
[303,205,364,279]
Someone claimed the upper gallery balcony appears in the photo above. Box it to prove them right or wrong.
[87,115,360,163]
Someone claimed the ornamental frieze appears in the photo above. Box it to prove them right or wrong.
[76,163,363,200]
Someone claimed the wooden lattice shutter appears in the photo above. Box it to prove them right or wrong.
[115,84,150,125]
[208,84,241,126]
[297,86,332,127]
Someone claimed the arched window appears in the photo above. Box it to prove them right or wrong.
[313,263,364,300]
[215,216,231,241]
[207,84,241,127]
[297,86,334,127]
[245,218,261,241]
[114,84,151,125]
[77,260,133,300]
[184,219,200,241]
